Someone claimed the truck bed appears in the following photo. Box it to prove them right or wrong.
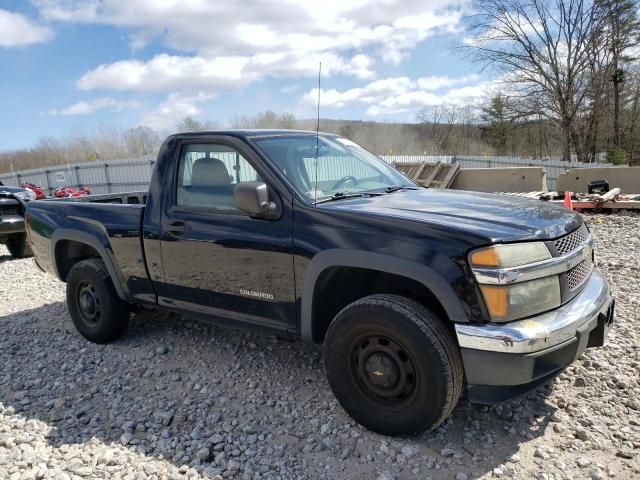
[45,190,148,205]
[27,193,149,302]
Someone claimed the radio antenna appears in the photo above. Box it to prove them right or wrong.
[314,61,321,205]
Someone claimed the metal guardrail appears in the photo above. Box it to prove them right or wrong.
[0,156,156,196]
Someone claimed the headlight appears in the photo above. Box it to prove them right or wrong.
[14,190,37,201]
[470,242,551,268]
[470,242,560,322]
[478,276,561,322]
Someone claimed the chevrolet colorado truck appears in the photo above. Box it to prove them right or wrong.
[1,184,35,258]
[26,130,614,436]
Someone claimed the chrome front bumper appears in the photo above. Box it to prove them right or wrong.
[455,268,612,354]
[0,215,25,236]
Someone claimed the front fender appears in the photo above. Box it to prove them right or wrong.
[300,249,469,342]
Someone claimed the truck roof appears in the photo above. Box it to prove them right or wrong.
[169,129,335,139]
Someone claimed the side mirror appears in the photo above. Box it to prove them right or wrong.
[234,182,281,219]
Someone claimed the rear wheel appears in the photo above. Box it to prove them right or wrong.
[66,258,130,343]
[323,294,463,436]
[6,233,32,259]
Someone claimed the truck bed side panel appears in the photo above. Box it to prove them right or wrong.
[27,200,154,303]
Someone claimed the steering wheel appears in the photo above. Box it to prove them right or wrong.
[331,175,358,191]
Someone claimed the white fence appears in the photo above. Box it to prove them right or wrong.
[0,154,621,194]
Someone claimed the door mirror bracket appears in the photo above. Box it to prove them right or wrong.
[234,182,281,220]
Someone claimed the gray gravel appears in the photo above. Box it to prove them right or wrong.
[1,213,639,479]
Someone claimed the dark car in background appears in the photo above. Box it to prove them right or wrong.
[0,184,35,258]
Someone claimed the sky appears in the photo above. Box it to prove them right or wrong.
[0,0,490,151]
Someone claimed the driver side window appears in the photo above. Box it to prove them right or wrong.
[177,143,261,210]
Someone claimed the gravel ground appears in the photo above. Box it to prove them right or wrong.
[1,213,639,480]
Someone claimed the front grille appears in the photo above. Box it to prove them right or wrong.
[0,205,20,217]
[554,224,589,255]
[567,260,593,291]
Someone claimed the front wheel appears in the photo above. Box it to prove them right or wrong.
[6,233,33,259]
[66,258,130,343]
[323,294,463,436]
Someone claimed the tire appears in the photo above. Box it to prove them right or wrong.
[323,294,463,436]
[6,233,33,259]
[66,258,130,343]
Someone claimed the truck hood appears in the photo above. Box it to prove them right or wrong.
[323,188,582,243]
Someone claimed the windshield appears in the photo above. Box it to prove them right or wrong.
[251,134,415,202]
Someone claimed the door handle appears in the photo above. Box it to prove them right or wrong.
[166,221,186,237]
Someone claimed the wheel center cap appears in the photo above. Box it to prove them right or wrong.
[365,353,399,389]
[80,291,95,314]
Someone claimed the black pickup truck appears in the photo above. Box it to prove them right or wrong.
[26,130,614,436]
[1,184,35,258]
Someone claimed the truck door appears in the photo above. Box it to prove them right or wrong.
[157,137,295,331]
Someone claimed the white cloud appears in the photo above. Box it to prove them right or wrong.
[0,9,53,47]
[242,51,374,80]
[625,44,640,59]
[417,74,479,90]
[34,0,464,91]
[78,55,254,92]
[77,52,374,93]
[142,92,214,130]
[302,74,491,116]
[33,1,466,56]
[281,84,300,94]
[48,97,140,116]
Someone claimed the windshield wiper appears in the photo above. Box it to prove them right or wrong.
[315,191,383,204]
[385,184,420,193]
[315,192,365,204]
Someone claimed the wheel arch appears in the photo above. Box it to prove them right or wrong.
[52,229,128,300]
[301,249,469,343]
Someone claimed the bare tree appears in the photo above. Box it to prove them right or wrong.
[124,126,162,156]
[626,68,640,160]
[177,116,204,132]
[229,114,254,129]
[279,112,297,129]
[230,111,297,129]
[417,105,460,154]
[597,0,640,148]
[465,0,610,161]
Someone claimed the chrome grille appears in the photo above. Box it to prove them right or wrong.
[0,205,20,217]
[567,260,593,290]
[554,224,589,255]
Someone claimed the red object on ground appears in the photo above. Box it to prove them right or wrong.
[20,182,46,199]
[53,186,91,198]
[563,191,573,210]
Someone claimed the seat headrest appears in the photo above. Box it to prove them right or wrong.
[191,157,232,187]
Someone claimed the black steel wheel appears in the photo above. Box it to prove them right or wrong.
[351,334,418,408]
[323,294,463,436]
[66,258,130,343]
[76,281,101,327]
